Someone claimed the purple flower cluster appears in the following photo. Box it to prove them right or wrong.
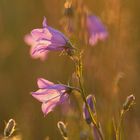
[24,15,108,117]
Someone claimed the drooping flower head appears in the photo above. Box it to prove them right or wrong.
[24,17,74,60]
[83,94,96,124]
[31,78,74,116]
[86,15,108,46]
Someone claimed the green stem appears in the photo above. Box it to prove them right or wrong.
[71,54,104,140]
[116,110,125,140]
[78,75,104,140]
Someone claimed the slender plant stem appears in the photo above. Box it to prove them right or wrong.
[116,111,125,140]
[78,75,104,140]
[72,54,104,140]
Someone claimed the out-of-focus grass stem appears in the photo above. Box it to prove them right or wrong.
[116,110,125,140]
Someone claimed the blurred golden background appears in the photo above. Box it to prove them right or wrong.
[0,0,140,139]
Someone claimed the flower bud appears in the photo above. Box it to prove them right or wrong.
[4,119,16,138]
[64,0,74,17]
[83,95,96,124]
[57,121,68,140]
[123,94,135,111]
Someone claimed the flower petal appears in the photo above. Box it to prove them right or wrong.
[59,93,69,103]
[42,101,57,115]
[37,78,54,89]
[48,26,68,45]
[87,16,106,33]
[42,16,48,28]
[87,15,108,46]
[31,89,60,102]
[24,34,35,46]
[32,43,65,55]
[31,28,52,41]
[41,91,62,115]
[30,47,48,60]
[31,42,52,55]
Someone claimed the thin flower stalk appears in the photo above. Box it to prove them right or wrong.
[116,94,135,140]
[72,54,104,140]
[116,110,125,140]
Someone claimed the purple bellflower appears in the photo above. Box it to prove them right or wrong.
[83,94,95,124]
[83,95,102,140]
[24,17,74,59]
[86,15,108,46]
[31,78,73,116]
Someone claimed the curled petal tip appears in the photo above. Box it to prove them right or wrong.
[37,78,43,82]
[37,78,54,89]
[43,16,47,28]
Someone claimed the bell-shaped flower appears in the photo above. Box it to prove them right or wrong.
[83,95,102,140]
[86,15,108,46]
[31,78,73,116]
[24,17,74,59]
[83,94,96,124]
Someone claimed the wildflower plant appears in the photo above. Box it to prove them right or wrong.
[24,0,136,139]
